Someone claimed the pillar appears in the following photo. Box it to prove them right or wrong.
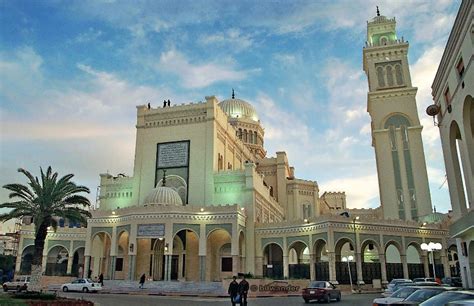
[109,256,116,280]
[15,253,22,274]
[232,255,239,276]
[355,252,363,285]
[199,256,206,281]
[310,253,316,281]
[422,254,430,278]
[379,253,388,285]
[328,252,337,283]
[283,255,289,279]
[163,255,169,281]
[441,252,451,278]
[198,224,207,281]
[66,256,74,275]
[84,256,91,277]
[254,256,263,278]
[128,255,136,280]
[401,254,409,279]
[41,255,47,273]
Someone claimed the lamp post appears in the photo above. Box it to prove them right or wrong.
[421,242,442,280]
[352,216,360,288]
[342,255,354,292]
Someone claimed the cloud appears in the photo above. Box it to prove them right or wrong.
[320,174,379,209]
[199,28,254,51]
[156,50,257,88]
[72,27,103,43]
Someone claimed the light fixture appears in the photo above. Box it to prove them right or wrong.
[158,237,164,241]
[421,242,442,279]
[342,255,354,292]
[200,208,204,212]
[303,218,308,223]
[164,243,169,252]
[112,211,116,215]
[422,222,427,227]
[355,216,360,220]
[240,207,245,211]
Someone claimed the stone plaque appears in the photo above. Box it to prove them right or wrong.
[137,224,165,237]
[157,142,189,168]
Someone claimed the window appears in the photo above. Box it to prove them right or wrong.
[395,65,404,85]
[444,87,451,106]
[456,57,464,78]
[254,131,258,144]
[221,258,232,272]
[386,66,394,86]
[377,67,385,87]
[115,258,123,271]
[380,37,388,45]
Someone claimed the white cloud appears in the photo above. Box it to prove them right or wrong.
[72,27,103,43]
[320,174,379,209]
[200,28,254,51]
[156,50,257,88]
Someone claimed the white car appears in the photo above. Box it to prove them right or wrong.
[374,286,420,305]
[61,278,102,293]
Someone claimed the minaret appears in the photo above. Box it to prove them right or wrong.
[363,9,432,221]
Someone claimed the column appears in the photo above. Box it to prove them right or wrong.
[41,255,48,274]
[232,255,240,276]
[310,253,316,281]
[15,252,22,274]
[441,252,451,278]
[128,255,136,280]
[254,256,263,278]
[401,254,409,279]
[231,221,240,276]
[355,252,363,285]
[198,224,207,281]
[422,254,430,278]
[328,252,337,283]
[66,256,74,275]
[163,255,169,281]
[84,256,91,278]
[283,237,288,279]
[167,255,172,281]
[109,256,116,280]
[379,253,388,285]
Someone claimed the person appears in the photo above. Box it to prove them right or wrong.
[238,275,249,306]
[87,269,92,279]
[228,276,240,306]
[98,273,104,287]
[139,273,146,289]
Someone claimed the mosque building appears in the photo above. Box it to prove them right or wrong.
[15,10,457,287]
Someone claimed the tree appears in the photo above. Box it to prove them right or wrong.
[0,167,91,291]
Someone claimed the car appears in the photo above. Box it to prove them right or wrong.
[302,281,341,303]
[442,277,463,287]
[383,280,414,297]
[411,281,440,287]
[2,275,30,292]
[390,286,457,305]
[61,278,102,293]
[373,286,422,305]
[420,291,474,306]
[413,278,435,283]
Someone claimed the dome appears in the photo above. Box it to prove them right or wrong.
[143,186,183,206]
[219,98,259,122]
[420,212,446,224]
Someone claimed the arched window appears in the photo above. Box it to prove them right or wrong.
[377,67,385,88]
[243,130,248,142]
[380,36,388,45]
[238,128,242,139]
[395,65,404,85]
[249,131,253,143]
[386,66,394,86]
[254,131,258,144]
[269,186,274,197]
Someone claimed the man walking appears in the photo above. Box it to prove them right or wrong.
[139,274,146,289]
[228,276,240,306]
[238,275,249,306]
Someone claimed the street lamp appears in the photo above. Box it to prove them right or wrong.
[342,255,354,292]
[421,242,442,280]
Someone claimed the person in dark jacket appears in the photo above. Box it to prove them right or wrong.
[228,276,240,305]
[139,274,146,289]
[238,275,249,306]
[98,273,104,286]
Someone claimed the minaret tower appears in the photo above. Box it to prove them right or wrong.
[363,8,432,221]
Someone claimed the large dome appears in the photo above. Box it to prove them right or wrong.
[219,98,259,122]
[143,186,183,206]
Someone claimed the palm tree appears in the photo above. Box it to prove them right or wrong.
[0,167,91,291]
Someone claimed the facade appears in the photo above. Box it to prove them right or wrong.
[429,0,474,288]
[0,234,18,256]
[15,11,454,287]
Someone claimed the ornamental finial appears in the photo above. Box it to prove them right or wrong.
[162,169,167,187]
[376,6,380,16]
[232,88,235,99]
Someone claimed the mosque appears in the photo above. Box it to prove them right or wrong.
[15,11,457,287]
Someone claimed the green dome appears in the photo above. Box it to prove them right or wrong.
[219,98,259,122]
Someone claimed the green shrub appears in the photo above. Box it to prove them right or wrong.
[12,292,56,300]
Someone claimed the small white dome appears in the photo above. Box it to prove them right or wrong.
[143,186,183,206]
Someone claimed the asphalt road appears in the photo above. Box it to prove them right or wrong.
[58,292,381,306]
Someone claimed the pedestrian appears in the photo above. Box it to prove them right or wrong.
[99,273,104,287]
[228,275,240,306]
[238,275,249,306]
[87,269,92,279]
[139,273,146,289]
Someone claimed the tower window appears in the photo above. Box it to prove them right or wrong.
[254,131,258,144]
[444,87,451,106]
[380,37,388,45]
[456,57,464,78]
[395,65,404,85]
[377,67,385,88]
[386,66,394,86]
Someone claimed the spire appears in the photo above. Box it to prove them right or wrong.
[376,6,380,16]
[232,88,235,99]
[162,169,167,187]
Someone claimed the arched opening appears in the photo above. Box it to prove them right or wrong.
[395,64,404,85]
[335,238,356,284]
[19,245,34,275]
[243,130,248,142]
[72,247,85,277]
[151,239,165,280]
[114,231,129,280]
[448,244,460,277]
[91,232,111,279]
[207,229,232,281]
[45,245,68,276]
[288,241,309,279]
[313,239,329,281]
[386,66,394,86]
[361,240,381,284]
[377,66,385,88]
[254,131,258,144]
[449,121,469,214]
[385,242,403,281]
[263,243,283,279]
[462,96,473,205]
[173,229,199,281]
[406,243,424,279]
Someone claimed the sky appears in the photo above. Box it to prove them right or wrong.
[0,0,461,229]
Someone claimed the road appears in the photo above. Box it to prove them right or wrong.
[59,292,381,306]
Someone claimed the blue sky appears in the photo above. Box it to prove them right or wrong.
[0,0,461,229]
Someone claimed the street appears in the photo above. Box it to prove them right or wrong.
[58,292,381,306]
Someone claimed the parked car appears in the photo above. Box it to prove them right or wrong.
[442,277,463,287]
[373,286,422,305]
[390,286,457,305]
[383,280,414,297]
[413,278,435,283]
[420,291,474,306]
[61,278,102,293]
[2,275,30,292]
[302,281,341,303]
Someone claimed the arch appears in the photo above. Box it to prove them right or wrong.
[90,232,111,279]
[449,120,468,214]
[361,239,381,263]
[173,227,199,238]
[263,243,283,279]
[385,240,403,261]
[386,65,394,86]
[20,245,35,275]
[113,231,129,280]
[447,244,460,277]
[335,237,356,284]
[406,243,422,263]
[172,229,199,281]
[385,241,403,281]
[45,245,69,276]
[288,241,310,279]
[47,243,70,254]
[334,237,355,261]
[462,96,473,202]
[72,247,85,277]
[206,227,231,239]
[377,66,385,87]
[243,130,248,142]
[206,228,232,281]
[395,64,404,85]
[384,113,412,129]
